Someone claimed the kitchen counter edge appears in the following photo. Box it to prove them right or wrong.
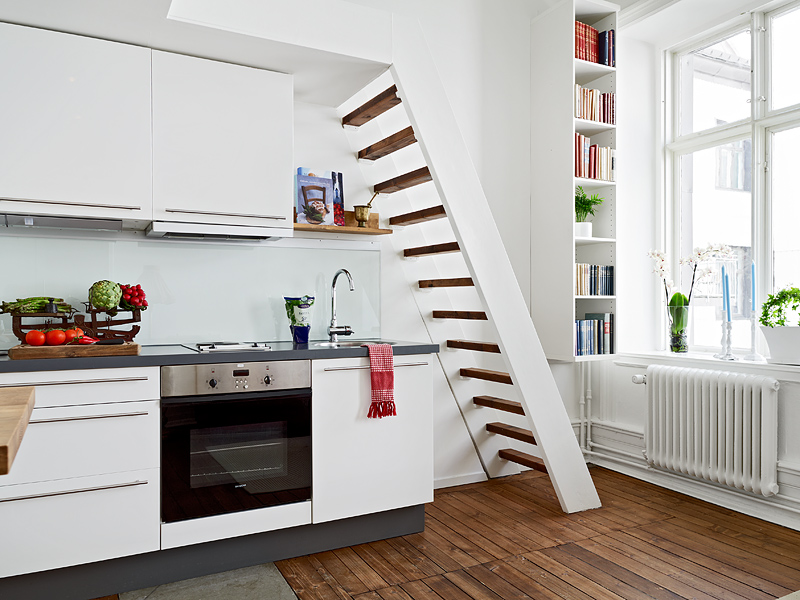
[0,341,440,374]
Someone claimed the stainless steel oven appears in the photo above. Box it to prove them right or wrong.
[160,360,311,524]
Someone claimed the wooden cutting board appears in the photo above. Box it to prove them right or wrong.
[0,386,35,475]
[8,342,141,360]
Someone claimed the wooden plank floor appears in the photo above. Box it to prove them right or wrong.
[277,467,800,600]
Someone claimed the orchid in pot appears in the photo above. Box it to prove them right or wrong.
[648,244,731,352]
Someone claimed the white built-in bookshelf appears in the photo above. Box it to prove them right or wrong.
[530,0,618,362]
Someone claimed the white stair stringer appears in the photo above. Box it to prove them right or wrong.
[390,16,601,513]
[385,211,523,480]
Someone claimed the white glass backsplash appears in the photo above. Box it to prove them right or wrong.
[0,235,380,349]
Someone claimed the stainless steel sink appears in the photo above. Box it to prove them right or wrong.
[311,340,396,348]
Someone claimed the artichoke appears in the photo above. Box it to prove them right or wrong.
[89,280,122,310]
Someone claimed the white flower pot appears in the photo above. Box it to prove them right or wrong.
[759,325,800,366]
[574,222,592,238]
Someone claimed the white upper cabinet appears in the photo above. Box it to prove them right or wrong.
[151,51,294,232]
[0,23,152,221]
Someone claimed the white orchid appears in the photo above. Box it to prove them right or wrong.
[649,244,732,306]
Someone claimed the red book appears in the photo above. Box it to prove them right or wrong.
[575,21,581,59]
[590,26,599,63]
[589,144,597,179]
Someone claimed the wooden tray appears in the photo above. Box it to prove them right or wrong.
[8,343,141,360]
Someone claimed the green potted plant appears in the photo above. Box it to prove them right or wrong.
[759,286,800,365]
[575,186,603,238]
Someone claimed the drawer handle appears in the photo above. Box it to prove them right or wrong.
[1,197,141,210]
[165,208,286,221]
[30,411,149,425]
[323,361,429,372]
[0,376,149,388]
[0,480,148,504]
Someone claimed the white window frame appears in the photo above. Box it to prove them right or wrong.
[665,0,800,352]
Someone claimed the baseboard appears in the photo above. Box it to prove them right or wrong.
[586,453,800,532]
[434,471,487,489]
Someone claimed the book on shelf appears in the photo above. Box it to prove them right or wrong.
[585,312,615,355]
[574,85,615,125]
[576,264,614,296]
[575,22,615,66]
[574,134,616,181]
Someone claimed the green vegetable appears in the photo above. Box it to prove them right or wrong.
[0,297,73,314]
[88,280,122,310]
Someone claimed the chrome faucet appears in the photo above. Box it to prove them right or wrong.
[329,268,355,342]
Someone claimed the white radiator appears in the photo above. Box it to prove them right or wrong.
[644,365,780,497]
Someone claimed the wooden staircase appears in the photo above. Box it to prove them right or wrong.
[338,22,600,514]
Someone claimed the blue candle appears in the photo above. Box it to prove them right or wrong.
[724,272,732,322]
[751,261,756,311]
[721,265,727,318]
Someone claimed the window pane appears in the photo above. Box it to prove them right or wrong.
[772,126,800,290]
[679,140,752,349]
[678,30,751,136]
[771,6,800,110]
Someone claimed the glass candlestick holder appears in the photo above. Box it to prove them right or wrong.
[743,313,765,362]
[713,321,738,361]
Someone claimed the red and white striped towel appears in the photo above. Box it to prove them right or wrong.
[362,343,396,418]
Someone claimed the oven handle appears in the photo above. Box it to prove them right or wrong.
[0,480,149,504]
[323,361,429,372]
[0,376,149,388]
[161,387,312,405]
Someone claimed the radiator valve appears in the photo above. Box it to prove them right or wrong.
[631,374,647,385]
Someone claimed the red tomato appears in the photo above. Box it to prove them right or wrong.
[45,330,66,346]
[25,330,46,346]
[64,329,79,343]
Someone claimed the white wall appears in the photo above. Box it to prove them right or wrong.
[346,0,538,310]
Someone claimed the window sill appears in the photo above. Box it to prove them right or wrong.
[613,350,800,380]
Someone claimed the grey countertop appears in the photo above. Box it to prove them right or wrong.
[0,340,440,374]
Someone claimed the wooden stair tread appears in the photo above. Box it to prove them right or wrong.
[499,448,548,473]
[433,310,487,320]
[342,85,401,128]
[404,241,460,258]
[391,205,446,226]
[447,339,500,353]
[460,367,512,385]
[418,277,473,288]
[359,126,417,160]
[486,422,536,445]
[473,395,525,415]
[374,166,432,194]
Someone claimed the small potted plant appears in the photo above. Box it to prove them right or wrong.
[575,186,603,238]
[759,286,800,365]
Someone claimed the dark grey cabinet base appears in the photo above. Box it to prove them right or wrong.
[0,504,424,600]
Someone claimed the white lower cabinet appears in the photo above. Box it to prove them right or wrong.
[0,368,161,577]
[311,356,434,524]
[0,469,159,578]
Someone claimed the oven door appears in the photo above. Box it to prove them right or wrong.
[161,388,311,523]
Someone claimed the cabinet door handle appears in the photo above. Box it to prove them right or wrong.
[0,376,149,388]
[30,411,149,425]
[165,208,286,221]
[323,361,429,372]
[0,197,141,210]
[0,480,149,504]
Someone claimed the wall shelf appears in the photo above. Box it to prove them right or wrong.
[293,210,392,235]
[575,177,616,189]
[574,117,615,136]
[575,236,616,246]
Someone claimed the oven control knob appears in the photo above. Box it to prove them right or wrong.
[264,375,272,386]
[209,378,218,388]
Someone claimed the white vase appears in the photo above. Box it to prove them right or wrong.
[574,222,592,238]
[759,325,800,366]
